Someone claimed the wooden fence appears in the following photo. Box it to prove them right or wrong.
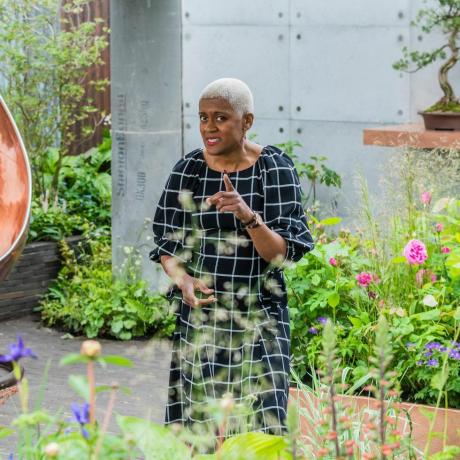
[61,0,111,155]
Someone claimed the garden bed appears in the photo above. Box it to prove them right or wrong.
[289,387,460,458]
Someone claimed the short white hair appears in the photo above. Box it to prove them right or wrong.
[199,77,254,115]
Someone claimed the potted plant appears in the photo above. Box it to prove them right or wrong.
[393,0,460,131]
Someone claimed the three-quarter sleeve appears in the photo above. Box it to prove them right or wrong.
[149,158,195,265]
[263,149,314,265]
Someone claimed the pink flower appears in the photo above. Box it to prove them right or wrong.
[403,239,428,265]
[415,269,437,287]
[329,257,337,266]
[421,191,432,205]
[441,246,451,254]
[435,223,443,232]
[372,273,381,284]
[356,272,373,287]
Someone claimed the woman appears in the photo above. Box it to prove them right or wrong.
[149,77,314,435]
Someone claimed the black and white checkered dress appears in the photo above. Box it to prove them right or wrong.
[149,145,314,434]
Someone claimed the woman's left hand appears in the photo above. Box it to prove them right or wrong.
[206,174,253,223]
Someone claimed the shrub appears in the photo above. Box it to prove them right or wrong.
[39,232,175,340]
[28,130,112,242]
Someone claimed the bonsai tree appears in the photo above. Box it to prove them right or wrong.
[393,0,460,113]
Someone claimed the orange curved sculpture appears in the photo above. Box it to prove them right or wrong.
[0,95,32,281]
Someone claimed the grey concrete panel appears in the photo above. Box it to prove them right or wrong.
[111,0,182,133]
[112,131,182,278]
[291,0,410,26]
[183,115,291,156]
[183,115,202,154]
[289,119,400,224]
[182,0,290,25]
[290,26,410,123]
[250,117,291,147]
[111,0,182,289]
[182,25,290,120]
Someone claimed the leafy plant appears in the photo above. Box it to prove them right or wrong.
[38,232,175,340]
[28,130,112,242]
[286,175,460,408]
[275,140,342,212]
[393,0,460,112]
[0,0,109,205]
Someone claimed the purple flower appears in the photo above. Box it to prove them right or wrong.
[424,351,433,358]
[71,402,90,439]
[425,342,442,351]
[317,317,328,325]
[416,360,424,366]
[0,335,37,363]
[406,342,416,349]
[308,327,318,335]
[427,359,439,367]
[449,350,460,361]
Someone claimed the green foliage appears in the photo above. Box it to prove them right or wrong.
[39,234,175,340]
[426,100,460,113]
[28,130,112,242]
[2,325,454,459]
[287,184,460,408]
[275,140,342,212]
[0,0,109,204]
[117,415,191,460]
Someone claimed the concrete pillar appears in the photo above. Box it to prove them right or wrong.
[111,0,182,290]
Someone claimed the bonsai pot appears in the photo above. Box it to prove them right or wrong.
[289,386,460,457]
[0,361,24,405]
[419,111,460,131]
[0,361,25,389]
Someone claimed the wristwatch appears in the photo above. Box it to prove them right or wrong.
[241,210,263,229]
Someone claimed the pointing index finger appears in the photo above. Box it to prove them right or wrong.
[223,173,234,192]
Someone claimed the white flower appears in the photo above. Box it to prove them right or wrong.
[423,294,438,307]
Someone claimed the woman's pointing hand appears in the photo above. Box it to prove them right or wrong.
[206,173,253,222]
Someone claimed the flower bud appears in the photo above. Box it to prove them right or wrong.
[80,340,102,358]
[44,442,60,457]
[220,393,235,412]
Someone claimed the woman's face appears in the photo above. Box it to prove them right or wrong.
[198,97,252,156]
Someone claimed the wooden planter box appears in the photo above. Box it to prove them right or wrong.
[0,235,85,320]
[289,387,460,458]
